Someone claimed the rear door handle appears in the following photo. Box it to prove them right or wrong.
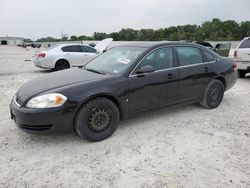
[204,67,209,72]
[167,73,176,79]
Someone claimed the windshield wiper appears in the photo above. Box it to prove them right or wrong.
[85,68,105,75]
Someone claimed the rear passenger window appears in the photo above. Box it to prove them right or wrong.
[62,45,82,52]
[81,46,97,53]
[239,38,250,48]
[176,47,203,66]
[203,51,215,62]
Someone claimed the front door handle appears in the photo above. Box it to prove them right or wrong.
[167,73,176,79]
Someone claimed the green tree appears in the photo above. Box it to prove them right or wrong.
[93,32,109,40]
[239,21,250,39]
[70,35,78,41]
[36,18,250,42]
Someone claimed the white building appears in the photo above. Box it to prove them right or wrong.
[0,37,24,46]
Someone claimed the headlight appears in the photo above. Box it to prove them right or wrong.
[26,93,67,108]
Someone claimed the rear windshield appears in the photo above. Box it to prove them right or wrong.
[239,38,250,48]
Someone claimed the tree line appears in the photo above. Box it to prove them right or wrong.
[36,18,250,42]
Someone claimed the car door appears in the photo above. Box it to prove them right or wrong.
[62,45,84,66]
[80,45,98,64]
[175,46,215,102]
[128,47,180,114]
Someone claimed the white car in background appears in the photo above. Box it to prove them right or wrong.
[229,37,250,78]
[34,38,113,71]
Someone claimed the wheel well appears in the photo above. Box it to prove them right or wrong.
[93,95,121,116]
[55,59,70,67]
[73,95,122,128]
[215,76,226,89]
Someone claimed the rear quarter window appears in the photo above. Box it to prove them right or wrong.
[239,38,250,48]
[81,46,97,53]
[203,51,216,62]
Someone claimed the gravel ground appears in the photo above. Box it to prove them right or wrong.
[0,46,249,188]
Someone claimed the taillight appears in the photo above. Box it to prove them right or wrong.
[233,61,237,71]
[233,50,237,59]
[38,53,46,58]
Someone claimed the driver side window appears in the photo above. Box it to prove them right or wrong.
[135,47,173,73]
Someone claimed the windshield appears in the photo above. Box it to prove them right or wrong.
[85,46,147,75]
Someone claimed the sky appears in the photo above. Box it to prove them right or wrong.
[0,0,249,40]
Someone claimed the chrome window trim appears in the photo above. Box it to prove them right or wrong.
[129,45,216,78]
[129,60,216,78]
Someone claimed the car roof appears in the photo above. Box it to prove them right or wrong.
[117,41,220,58]
[117,41,205,49]
[56,43,90,48]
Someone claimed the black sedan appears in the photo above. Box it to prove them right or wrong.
[10,42,237,141]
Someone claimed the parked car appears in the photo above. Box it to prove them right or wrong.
[33,38,113,71]
[229,37,250,78]
[17,43,31,48]
[18,43,41,48]
[195,41,231,57]
[31,43,41,48]
[10,42,237,141]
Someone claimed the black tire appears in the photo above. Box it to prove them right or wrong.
[55,60,70,71]
[200,80,224,109]
[75,98,119,142]
[237,70,246,78]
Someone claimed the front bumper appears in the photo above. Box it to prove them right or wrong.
[9,98,75,135]
[237,61,250,70]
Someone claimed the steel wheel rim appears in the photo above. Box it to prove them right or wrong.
[208,83,222,104]
[88,108,112,133]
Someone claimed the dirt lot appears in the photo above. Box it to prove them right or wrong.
[0,46,249,188]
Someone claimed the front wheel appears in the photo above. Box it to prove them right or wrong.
[75,98,119,142]
[200,80,224,109]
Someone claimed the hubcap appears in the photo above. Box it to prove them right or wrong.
[88,108,112,133]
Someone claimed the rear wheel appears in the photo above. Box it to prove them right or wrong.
[75,98,119,142]
[237,70,246,78]
[200,80,224,109]
[55,60,70,71]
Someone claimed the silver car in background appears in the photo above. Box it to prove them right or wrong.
[33,38,113,71]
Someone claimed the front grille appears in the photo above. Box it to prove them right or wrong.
[20,124,53,131]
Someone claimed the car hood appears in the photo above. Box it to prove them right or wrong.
[16,68,107,104]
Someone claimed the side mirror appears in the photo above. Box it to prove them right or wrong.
[136,65,155,74]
